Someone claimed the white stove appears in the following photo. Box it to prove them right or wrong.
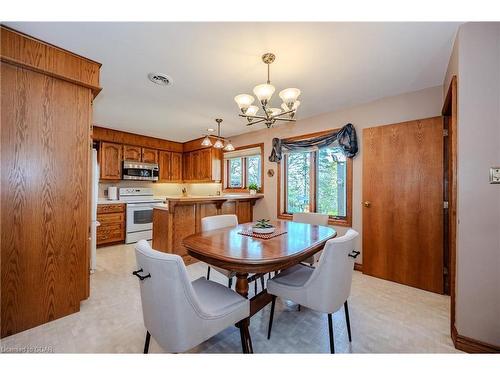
[119,188,163,244]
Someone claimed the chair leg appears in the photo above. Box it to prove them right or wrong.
[228,277,233,289]
[244,323,253,353]
[238,323,247,353]
[267,295,276,339]
[260,276,265,291]
[327,313,335,354]
[143,331,151,354]
[344,301,352,342]
[254,280,257,295]
[206,266,211,280]
[298,304,301,311]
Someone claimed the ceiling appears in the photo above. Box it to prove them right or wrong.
[6,22,460,142]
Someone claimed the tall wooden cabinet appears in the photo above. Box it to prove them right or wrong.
[1,26,101,338]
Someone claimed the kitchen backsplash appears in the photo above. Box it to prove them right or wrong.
[99,180,222,199]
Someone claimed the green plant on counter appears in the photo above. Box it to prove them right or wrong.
[253,219,273,228]
[248,183,259,191]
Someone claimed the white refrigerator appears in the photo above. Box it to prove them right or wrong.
[90,148,100,273]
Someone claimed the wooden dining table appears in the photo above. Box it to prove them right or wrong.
[182,219,337,353]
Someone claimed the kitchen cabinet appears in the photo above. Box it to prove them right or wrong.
[182,148,221,182]
[97,203,125,246]
[159,151,183,182]
[142,148,158,163]
[123,145,142,161]
[100,142,122,180]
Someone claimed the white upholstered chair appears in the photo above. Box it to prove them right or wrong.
[134,240,250,353]
[266,229,360,353]
[202,214,264,293]
[292,212,330,265]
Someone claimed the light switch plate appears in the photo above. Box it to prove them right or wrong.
[490,167,500,184]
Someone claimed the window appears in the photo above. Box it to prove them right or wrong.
[279,133,352,226]
[223,144,264,192]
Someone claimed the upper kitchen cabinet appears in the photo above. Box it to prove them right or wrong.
[100,142,122,180]
[142,148,158,163]
[159,151,183,182]
[123,145,142,161]
[182,146,221,182]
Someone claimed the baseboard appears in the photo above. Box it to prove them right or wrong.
[452,325,500,353]
[354,263,363,272]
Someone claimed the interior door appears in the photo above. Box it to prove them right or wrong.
[362,117,444,293]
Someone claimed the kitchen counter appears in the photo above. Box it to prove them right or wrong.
[152,194,263,264]
[97,199,126,204]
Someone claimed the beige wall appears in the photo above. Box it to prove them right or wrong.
[229,85,443,261]
[443,22,500,346]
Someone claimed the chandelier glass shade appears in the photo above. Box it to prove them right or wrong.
[199,118,234,151]
[234,53,301,128]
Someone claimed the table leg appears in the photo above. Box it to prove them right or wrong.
[236,273,253,353]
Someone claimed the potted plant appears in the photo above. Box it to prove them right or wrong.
[252,219,274,234]
[248,183,259,195]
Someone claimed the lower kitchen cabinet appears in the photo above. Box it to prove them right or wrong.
[97,203,125,246]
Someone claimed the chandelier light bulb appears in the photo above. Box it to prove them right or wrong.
[268,107,282,117]
[234,94,255,113]
[201,136,212,147]
[213,139,224,149]
[223,141,235,151]
[245,105,259,118]
[253,83,275,105]
[279,88,301,106]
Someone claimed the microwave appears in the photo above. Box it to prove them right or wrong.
[122,161,159,181]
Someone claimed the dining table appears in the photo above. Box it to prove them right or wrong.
[182,219,337,353]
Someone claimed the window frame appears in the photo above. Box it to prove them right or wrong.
[277,129,352,227]
[222,143,265,193]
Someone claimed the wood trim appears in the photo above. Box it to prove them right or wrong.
[276,129,353,227]
[222,143,265,193]
[354,263,363,272]
[92,126,183,152]
[442,76,458,336]
[452,325,500,353]
[1,26,102,96]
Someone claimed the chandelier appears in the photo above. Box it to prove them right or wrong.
[234,53,301,128]
[201,118,235,151]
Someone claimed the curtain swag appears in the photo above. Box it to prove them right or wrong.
[268,123,358,162]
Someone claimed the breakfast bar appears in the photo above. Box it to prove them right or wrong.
[152,194,263,264]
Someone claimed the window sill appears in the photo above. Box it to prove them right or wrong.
[277,213,351,227]
[223,188,264,194]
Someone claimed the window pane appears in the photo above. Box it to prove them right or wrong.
[246,155,261,188]
[317,147,347,217]
[286,152,311,213]
[229,158,243,187]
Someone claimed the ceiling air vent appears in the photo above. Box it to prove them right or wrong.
[148,73,172,86]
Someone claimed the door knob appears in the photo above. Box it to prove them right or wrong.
[363,201,371,207]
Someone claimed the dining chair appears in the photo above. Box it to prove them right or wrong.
[134,240,251,353]
[266,229,360,353]
[292,212,329,265]
[202,214,264,293]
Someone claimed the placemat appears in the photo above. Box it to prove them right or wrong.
[238,229,287,240]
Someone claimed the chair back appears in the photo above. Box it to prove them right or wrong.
[293,212,329,226]
[201,214,238,231]
[304,229,359,313]
[134,240,207,352]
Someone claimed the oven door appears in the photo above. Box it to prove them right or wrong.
[126,203,154,233]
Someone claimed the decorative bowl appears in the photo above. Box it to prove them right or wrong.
[252,227,275,234]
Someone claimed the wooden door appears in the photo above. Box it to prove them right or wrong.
[100,142,122,180]
[142,148,158,163]
[362,117,444,293]
[123,145,141,161]
[171,152,183,182]
[183,152,192,181]
[158,151,172,182]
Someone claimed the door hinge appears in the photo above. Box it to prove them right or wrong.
[443,129,449,136]
[443,201,449,209]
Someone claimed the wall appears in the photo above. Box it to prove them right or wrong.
[229,85,443,261]
[99,180,221,199]
[443,22,500,346]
